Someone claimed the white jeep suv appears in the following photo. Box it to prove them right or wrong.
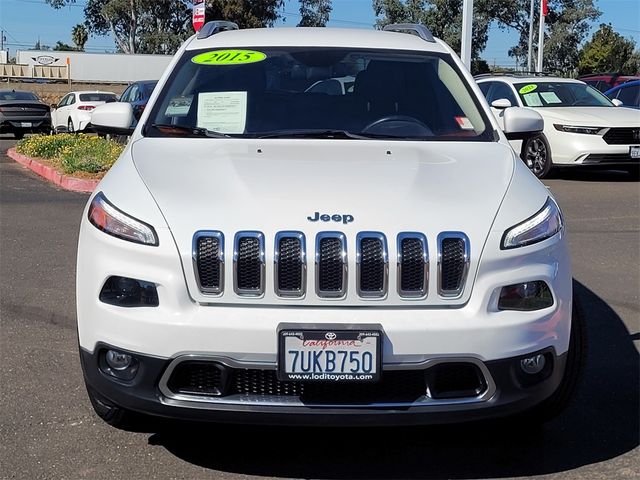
[79,22,583,427]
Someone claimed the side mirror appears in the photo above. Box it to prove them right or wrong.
[611,98,623,107]
[502,107,544,140]
[491,98,512,109]
[91,102,134,136]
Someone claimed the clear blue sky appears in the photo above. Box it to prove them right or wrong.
[0,0,638,67]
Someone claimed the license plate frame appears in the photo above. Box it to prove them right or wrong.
[630,146,640,159]
[277,324,382,383]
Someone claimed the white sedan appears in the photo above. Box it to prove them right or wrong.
[52,91,118,133]
[476,75,640,178]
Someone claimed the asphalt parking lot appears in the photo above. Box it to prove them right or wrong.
[0,136,638,479]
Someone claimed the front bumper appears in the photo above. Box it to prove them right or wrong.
[549,130,640,165]
[81,344,566,426]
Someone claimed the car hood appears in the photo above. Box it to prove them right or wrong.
[535,106,640,127]
[131,138,515,306]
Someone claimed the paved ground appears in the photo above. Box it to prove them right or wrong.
[1,136,638,479]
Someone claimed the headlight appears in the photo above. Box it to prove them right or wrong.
[501,197,563,249]
[553,124,604,135]
[88,192,158,246]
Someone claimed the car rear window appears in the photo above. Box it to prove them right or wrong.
[79,93,117,102]
[0,91,39,101]
[146,47,494,141]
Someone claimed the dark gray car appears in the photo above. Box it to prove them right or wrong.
[0,90,51,139]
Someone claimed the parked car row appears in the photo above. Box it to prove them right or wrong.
[0,80,158,139]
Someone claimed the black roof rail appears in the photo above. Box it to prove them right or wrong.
[197,21,239,40]
[383,23,435,43]
[473,71,556,79]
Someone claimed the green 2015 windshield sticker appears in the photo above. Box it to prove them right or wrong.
[191,50,266,65]
[519,84,537,94]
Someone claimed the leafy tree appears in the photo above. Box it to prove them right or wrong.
[54,41,76,51]
[71,24,88,51]
[372,0,499,60]
[578,23,637,75]
[298,0,332,27]
[204,0,284,29]
[494,0,600,73]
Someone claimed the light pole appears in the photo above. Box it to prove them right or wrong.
[527,0,535,71]
[460,0,474,70]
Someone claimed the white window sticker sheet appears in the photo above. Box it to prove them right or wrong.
[165,95,193,116]
[540,92,562,104]
[523,93,543,107]
[197,91,247,134]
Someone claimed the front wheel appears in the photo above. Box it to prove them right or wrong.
[521,134,553,179]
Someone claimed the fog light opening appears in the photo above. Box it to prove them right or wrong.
[520,354,546,375]
[498,281,553,311]
[106,350,132,371]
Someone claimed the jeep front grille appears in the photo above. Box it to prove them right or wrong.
[315,232,347,298]
[192,230,472,300]
[397,233,428,298]
[356,232,388,298]
[233,232,265,296]
[193,231,224,295]
[274,232,306,297]
[438,232,470,297]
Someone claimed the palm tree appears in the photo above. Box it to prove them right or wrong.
[71,24,88,51]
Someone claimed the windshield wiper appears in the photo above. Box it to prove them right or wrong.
[257,129,373,140]
[147,123,229,138]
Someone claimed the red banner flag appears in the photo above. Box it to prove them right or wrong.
[192,0,205,32]
[542,0,548,16]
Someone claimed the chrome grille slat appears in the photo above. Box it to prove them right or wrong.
[356,232,388,298]
[438,232,470,298]
[397,232,428,298]
[234,231,265,296]
[315,232,347,298]
[192,231,224,295]
[274,231,306,298]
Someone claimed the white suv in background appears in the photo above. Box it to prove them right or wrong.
[476,75,640,178]
[52,90,118,133]
[80,22,583,428]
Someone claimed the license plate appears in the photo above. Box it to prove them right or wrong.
[21,122,32,128]
[278,327,382,382]
[630,146,640,159]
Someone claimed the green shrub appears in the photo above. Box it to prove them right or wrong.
[16,134,124,175]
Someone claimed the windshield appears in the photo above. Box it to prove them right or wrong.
[146,47,493,141]
[0,91,38,101]
[79,93,117,102]
[515,82,613,108]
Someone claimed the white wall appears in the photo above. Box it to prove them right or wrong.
[16,50,173,83]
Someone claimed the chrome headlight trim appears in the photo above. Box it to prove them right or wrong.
[501,197,563,250]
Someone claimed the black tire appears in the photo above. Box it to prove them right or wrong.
[67,118,75,134]
[86,386,141,429]
[522,297,587,424]
[13,131,24,140]
[521,134,553,179]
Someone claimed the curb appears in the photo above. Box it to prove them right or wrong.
[7,148,99,193]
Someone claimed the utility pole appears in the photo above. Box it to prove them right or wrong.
[460,0,474,70]
[1,30,5,51]
[537,0,547,72]
[527,0,535,71]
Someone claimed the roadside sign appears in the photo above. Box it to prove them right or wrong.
[192,0,205,32]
